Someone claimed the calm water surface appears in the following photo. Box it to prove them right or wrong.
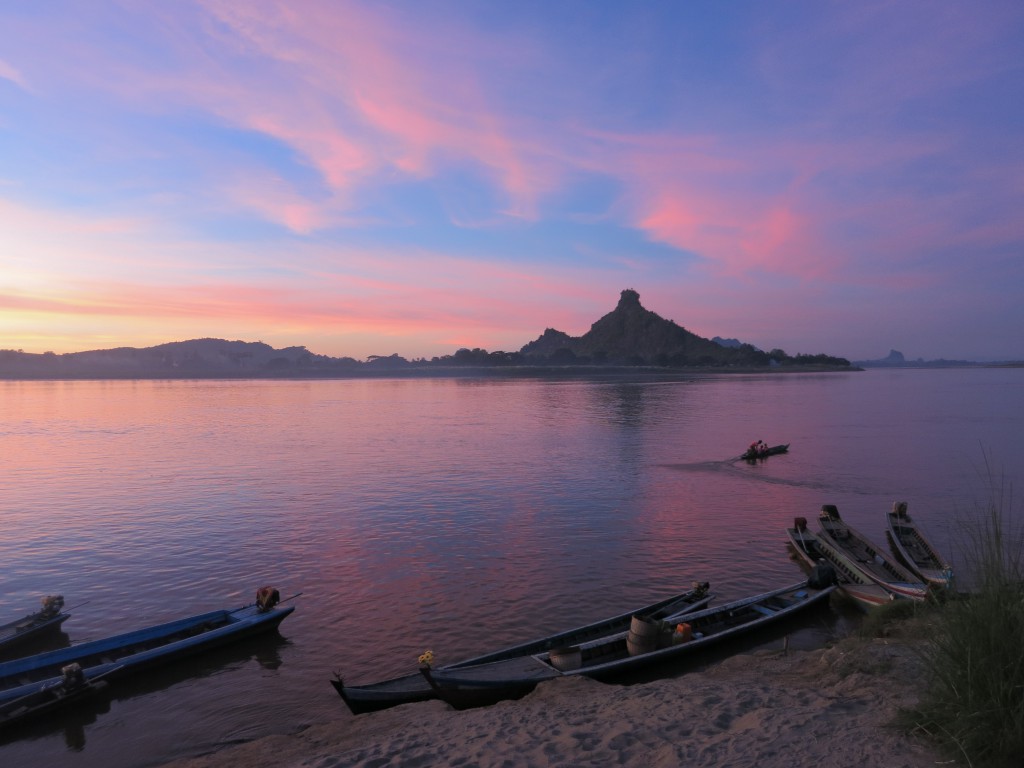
[1,369,1022,766]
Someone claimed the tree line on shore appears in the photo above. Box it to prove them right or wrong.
[0,290,852,378]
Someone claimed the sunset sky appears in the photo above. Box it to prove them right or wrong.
[2,1,1022,362]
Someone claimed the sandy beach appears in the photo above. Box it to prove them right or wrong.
[160,635,945,768]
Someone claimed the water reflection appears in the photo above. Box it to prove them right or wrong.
[101,632,289,703]
[0,632,289,752]
[0,630,71,663]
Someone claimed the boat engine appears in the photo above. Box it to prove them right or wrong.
[256,586,280,612]
[41,594,65,617]
[808,563,837,589]
[60,662,85,690]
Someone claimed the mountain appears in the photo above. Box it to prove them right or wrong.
[519,289,847,368]
[0,290,851,378]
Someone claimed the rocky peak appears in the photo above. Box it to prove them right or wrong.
[617,289,641,310]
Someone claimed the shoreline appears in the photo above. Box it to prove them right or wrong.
[159,636,943,768]
[0,365,861,382]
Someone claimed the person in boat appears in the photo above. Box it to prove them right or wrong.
[757,440,768,456]
[748,440,759,457]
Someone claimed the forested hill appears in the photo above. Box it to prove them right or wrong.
[0,290,851,378]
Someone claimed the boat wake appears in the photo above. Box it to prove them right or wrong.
[657,459,848,493]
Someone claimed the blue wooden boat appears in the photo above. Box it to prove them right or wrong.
[0,589,295,712]
[0,596,70,658]
[333,581,713,714]
[420,581,833,710]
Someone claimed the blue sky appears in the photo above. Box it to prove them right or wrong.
[1,1,1022,360]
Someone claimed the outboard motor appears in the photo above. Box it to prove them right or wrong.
[60,662,85,690]
[808,563,838,589]
[256,586,280,612]
[41,594,65,618]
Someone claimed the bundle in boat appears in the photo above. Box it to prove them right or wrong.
[626,615,685,656]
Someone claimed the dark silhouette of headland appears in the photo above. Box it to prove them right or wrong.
[1,290,852,379]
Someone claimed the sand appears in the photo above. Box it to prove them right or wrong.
[160,637,945,768]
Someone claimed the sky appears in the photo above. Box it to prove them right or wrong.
[1,1,1022,362]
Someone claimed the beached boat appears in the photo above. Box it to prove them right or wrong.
[0,587,295,712]
[332,582,713,715]
[0,596,70,658]
[817,505,928,600]
[885,502,953,588]
[419,581,833,710]
[786,519,895,610]
[741,443,789,461]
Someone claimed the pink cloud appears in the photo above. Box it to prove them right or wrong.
[2,3,563,232]
[186,1,563,224]
[0,58,28,90]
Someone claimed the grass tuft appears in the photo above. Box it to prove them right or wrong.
[857,598,927,639]
[904,458,1024,767]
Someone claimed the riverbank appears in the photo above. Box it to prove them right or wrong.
[160,634,944,768]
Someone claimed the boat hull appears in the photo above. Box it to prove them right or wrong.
[817,506,928,601]
[421,581,833,710]
[0,603,294,707]
[0,610,71,659]
[0,675,112,732]
[885,504,953,587]
[333,583,713,715]
[741,444,789,461]
[786,525,894,610]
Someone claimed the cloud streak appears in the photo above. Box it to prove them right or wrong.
[0,1,1021,361]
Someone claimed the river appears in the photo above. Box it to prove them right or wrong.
[1,368,1021,766]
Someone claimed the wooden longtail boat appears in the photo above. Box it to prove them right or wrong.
[0,588,295,718]
[0,596,70,658]
[817,505,928,600]
[786,519,895,610]
[419,581,833,711]
[332,582,713,715]
[885,502,954,588]
[741,443,789,461]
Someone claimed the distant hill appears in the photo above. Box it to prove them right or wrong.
[712,336,749,349]
[0,290,852,379]
[519,289,848,368]
[0,339,362,379]
[852,349,984,368]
